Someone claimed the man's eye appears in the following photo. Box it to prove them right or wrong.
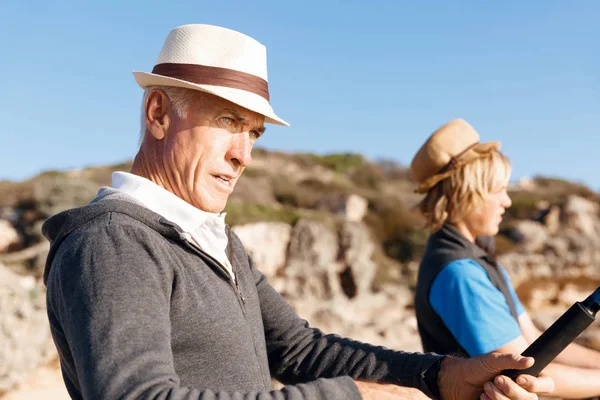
[250,131,261,139]
[221,117,233,125]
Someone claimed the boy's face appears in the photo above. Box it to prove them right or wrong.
[463,186,512,237]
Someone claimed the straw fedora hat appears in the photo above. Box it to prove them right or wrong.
[410,119,500,193]
[133,24,288,126]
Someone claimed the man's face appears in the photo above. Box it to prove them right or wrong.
[162,92,265,213]
[463,186,512,237]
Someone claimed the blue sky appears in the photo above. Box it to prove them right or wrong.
[1,1,598,188]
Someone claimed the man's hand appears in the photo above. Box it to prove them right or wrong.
[438,353,555,400]
[355,381,429,399]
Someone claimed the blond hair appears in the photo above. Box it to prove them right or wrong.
[418,150,511,232]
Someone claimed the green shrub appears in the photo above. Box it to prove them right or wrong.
[272,179,320,208]
[350,163,385,189]
[242,167,269,178]
[376,159,412,181]
[272,178,351,209]
[505,191,552,221]
[224,200,300,226]
[37,170,67,178]
[107,161,133,172]
[310,153,366,173]
[384,227,429,262]
[364,198,427,262]
[533,176,595,195]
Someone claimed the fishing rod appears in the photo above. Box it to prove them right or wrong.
[503,286,600,380]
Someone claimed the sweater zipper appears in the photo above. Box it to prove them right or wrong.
[172,225,268,385]
[179,232,246,306]
[227,227,246,305]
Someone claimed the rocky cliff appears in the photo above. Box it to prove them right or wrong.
[1,150,599,399]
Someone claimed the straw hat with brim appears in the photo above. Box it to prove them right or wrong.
[133,24,288,126]
[410,119,500,194]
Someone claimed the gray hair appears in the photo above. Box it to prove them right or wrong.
[138,86,198,145]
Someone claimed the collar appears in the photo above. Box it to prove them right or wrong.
[431,224,491,260]
[111,171,227,233]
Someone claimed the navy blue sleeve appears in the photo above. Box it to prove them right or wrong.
[429,259,522,356]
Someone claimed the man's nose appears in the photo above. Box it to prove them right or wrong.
[228,133,252,168]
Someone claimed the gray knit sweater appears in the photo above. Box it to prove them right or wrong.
[43,188,442,399]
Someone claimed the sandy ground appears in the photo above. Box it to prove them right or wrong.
[1,358,68,400]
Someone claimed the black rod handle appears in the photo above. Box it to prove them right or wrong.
[503,302,595,380]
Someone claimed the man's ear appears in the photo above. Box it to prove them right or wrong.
[145,89,171,140]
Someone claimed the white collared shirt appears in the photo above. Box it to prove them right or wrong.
[111,172,235,281]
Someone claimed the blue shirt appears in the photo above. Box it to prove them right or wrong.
[429,258,526,356]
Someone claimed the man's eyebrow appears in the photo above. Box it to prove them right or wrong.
[223,108,246,122]
[223,108,266,133]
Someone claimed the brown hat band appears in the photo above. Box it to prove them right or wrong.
[438,141,479,174]
[414,141,480,194]
[152,63,270,101]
